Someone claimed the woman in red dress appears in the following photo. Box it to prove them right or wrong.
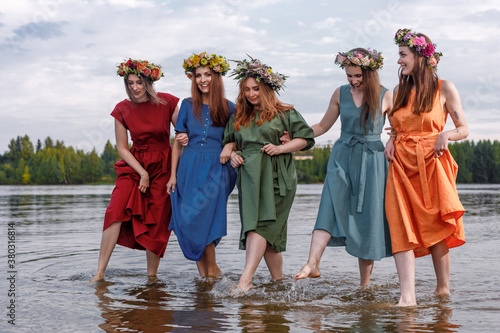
[90,59,179,282]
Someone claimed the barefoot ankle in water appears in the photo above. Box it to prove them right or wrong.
[294,263,321,281]
[89,272,104,283]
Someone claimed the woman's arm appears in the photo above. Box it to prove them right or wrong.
[261,138,307,156]
[220,142,237,164]
[434,80,469,157]
[114,119,150,193]
[166,139,182,194]
[311,87,341,137]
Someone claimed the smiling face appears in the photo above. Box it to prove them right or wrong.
[126,74,147,102]
[345,66,363,89]
[398,46,416,76]
[243,77,261,108]
[195,66,212,96]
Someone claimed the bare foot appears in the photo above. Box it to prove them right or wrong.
[294,263,321,281]
[236,281,253,292]
[89,272,104,284]
[207,265,222,279]
[395,301,417,307]
[434,287,450,296]
[396,296,417,307]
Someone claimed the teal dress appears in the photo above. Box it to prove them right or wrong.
[314,85,392,260]
[223,108,315,252]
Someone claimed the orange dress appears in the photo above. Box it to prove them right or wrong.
[386,80,465,257]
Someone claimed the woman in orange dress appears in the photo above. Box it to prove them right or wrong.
[384,29,468,306]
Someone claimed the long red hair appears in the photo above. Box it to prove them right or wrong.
[190,67,230,127]
[233,78,292,131]
[391,33,439,116]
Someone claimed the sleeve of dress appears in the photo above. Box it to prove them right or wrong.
[222,114,236,145]
[228,100,236,116]
[288,108,315,151]
[110,103,128,129]
[175,99,189,133]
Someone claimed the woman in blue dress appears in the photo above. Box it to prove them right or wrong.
[167,52,236,278]
[294,48,393,287]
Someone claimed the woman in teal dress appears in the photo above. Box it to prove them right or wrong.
[224,56,315,291]
[167,52,236,278]
[294,48,393,287]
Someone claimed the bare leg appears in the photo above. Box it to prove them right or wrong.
[394,250,416,306]
[90,222,122,283]
[237,232,267,291]
[146,249,161,278]
[358,258,374,287]
[196,243,221,278]
[294,229,330,280]
[263,244,283,280]
[430,240,450,296]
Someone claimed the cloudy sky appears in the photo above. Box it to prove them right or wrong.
[1,0,499,153]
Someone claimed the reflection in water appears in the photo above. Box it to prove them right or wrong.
[1,184,498,332]
[94,279,174,332]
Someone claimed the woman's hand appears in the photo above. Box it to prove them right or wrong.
[434,132,449,158]
[175,132,189,146]
[139,172,150,193]
[166,176,176,194]
[384,125,396,138]
[280,131,291,144]
[384,138,395,161]
[220,143,236,164]
[261,143,283,156]
[230,152,244,168]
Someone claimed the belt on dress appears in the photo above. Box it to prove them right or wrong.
[131,141,170,174]
[341,133,381,213]
[395,132,439,209]
[242,143,293,197]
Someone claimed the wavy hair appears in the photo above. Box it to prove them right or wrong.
[190,67,230,127]
[233,78,292,131]
[391,33,439,116]
[348,48,383,132]
[124,75,165,105]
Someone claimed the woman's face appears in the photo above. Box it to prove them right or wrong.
[243,77,261,108]
[345,66,363,89]
[127,74,147,102]
[195,66,212,95]
[398,46,416,76]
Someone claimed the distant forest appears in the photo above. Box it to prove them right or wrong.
[1,135,499,185]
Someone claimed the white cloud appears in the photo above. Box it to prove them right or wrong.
[1,0,499,154]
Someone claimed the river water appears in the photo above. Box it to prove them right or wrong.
[0,184,499,332]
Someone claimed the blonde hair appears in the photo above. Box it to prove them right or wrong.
[124,75,165,105]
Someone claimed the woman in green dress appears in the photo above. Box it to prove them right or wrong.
[223,56,315,291]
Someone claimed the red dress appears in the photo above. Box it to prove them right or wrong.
[104,92,179,257]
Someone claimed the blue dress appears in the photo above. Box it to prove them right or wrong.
[314,85,392,260]
[169,99,237,261]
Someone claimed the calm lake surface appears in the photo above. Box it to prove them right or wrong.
[0,184,499,332]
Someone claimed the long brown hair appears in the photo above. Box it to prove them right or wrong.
[190,67,230,127]
[124,75,165,105]
[233,78,292,131]
[349,48,383,132]
[391,33,439,116]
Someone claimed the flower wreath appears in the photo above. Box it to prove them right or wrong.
[230,55,287,92]
[182,52,230,78]
[334,48,384,70]
[117,58,163,81]
[394,28,443,68]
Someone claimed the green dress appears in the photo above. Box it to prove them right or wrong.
[223,108,315,252]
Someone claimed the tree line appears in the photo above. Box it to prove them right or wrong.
[294,140,500,184]
[0,135,499,185]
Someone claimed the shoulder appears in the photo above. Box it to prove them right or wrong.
[393,84,400,96]
[112,99,130,113]
[158,92,180,104]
